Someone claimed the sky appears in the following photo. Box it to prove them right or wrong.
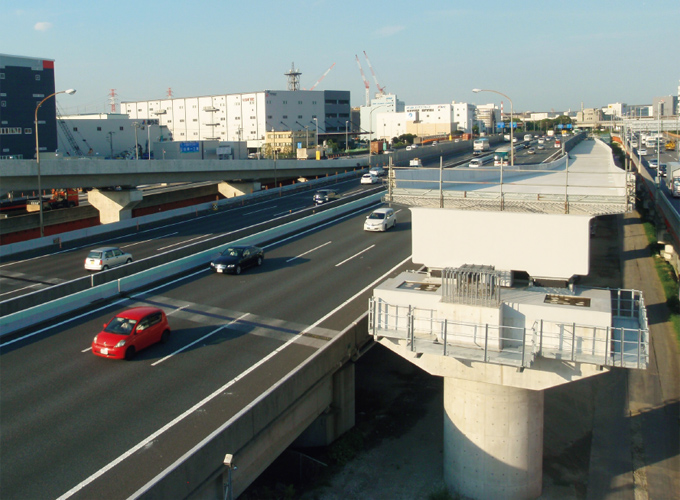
[2,0,679,115]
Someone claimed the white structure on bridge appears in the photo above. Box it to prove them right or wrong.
[370,137,647,499]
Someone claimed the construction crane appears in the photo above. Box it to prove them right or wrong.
[355,54,371,106]
[363,51,386,97]
[309,63,336,91]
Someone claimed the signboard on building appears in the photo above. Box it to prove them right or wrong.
[180,142,200,153]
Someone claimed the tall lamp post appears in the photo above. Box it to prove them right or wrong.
[345,121,349,152]
[473,88,512,210]
[132,121,140,160]
[35,88,76,238]
[473,88,513,167]
[368,104,388,168]
[313,117,319,157]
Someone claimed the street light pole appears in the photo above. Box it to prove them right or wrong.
[473,88,514,167]
[367,104,388,169]
[35,88,76,238]
[345,121,349,152]
[132,121,140,160]
[313,117,319,157]
[473,88,512,210]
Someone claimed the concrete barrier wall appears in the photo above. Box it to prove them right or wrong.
[0,193,383,336]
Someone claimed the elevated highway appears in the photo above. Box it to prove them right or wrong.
[0,137,639,499]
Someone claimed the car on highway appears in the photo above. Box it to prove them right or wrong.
[210,245,264,275]
[648,158,658,169]
[361,173,379,184]
[369,166,385,177]
[313,189,338,205]
[527,147,536,155]
[92,306,170,360]
[469,158,483,168]
[364,207,396,232]
[537,144,545,150]
[84,246,132,271]
[638,148,647,156]
[659,164,667,177]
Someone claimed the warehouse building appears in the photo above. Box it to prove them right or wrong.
[121,89,350,152]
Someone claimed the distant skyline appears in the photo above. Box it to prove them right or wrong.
[2,0,678,115]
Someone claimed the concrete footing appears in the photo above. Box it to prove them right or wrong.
[87,188,143,223]
[443,377,544,500]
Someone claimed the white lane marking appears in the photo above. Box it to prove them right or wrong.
[81,347,92,353]
[243,207,275,215]
[128,254,414,500]
[156,233,213,251]
[262,201,383,251]
[0,268,209,348]
[119,233,178,249]
[62,254,413,500]
[286,241,332,263]
[150,312,249,367]
[165,305,188,316]
[274,207,306,217]
[335,245,375,267]
[0,284,42,297]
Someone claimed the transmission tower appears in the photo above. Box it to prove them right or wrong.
[108,89,118,113]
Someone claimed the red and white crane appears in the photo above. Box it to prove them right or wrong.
[355,54,371,106]
[363,51,386,97]
[309,63,336,91]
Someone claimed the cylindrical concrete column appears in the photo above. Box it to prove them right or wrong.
[443,377,544,499]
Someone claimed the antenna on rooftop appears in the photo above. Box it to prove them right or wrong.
[285,62,302,91]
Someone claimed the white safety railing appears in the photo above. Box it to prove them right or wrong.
[369,288,649,370]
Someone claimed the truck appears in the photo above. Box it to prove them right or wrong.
[25,188,79,212]
[667,162,680,198]
[666,140,677,151]
[370,141,384,154]
[409,158,423,167]
[547,130,555,137]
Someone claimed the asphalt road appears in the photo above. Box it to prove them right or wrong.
[0,178,377,301]
[0,199,414,499]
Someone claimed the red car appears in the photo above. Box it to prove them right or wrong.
[92,307,170,360]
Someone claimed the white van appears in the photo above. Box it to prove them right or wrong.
[469,158,483,168]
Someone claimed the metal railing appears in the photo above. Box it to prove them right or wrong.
[369,289,649,370]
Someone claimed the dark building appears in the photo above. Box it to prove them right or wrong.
[0,54,57,159]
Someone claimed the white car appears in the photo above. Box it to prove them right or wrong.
[369,166,385,177]
[638,148,647,156]
[85,246,132,271]
[364,207,396,232]
[469,158,483,168]
[361,173,379,184]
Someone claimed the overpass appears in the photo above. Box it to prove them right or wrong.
[0,138,486,223]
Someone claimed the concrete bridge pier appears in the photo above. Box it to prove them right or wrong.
[88,188,143,224]
[443,377,544,500]
[218,181,261,198]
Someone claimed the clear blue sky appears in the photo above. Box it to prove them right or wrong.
[3,0,678,115]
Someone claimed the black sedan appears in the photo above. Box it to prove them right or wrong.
[210,245,264,275]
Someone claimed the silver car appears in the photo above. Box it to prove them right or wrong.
[85,246,133,271]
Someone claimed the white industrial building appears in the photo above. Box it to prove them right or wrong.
[368,100,480,142]
[57,113,171,158]
[475,103,501,132]
[359,93,405,141]
[121,89,350,152]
